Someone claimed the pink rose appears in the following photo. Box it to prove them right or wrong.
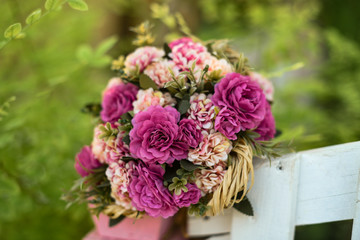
[74,146,102,177]
[173,183,201,208]
[128,162,178,218]
[214,108,241,140]
[129,105,188,164]
[178,119,203,148]
[100,82,138,123]
[212,73,267,130]
[255,101,276,141]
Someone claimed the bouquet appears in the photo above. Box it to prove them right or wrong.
[64,27,284,227]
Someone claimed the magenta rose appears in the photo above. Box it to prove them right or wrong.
[129,105,188,164]
[128,162,178,218]
[212,73,267,130]
[74,146,102,177]
[100,83,138,123]
[214,108,242,140]
[178,119,203,148]
[255,102,276,141]
[173,183,201,208]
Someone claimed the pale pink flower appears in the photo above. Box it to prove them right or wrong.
[104,131,130,164]
[133,88,176,114]
[124,47,164,75]
[195,165,226,194]
[104,77,123,91]
[106,161,135,210]
[91,124,107,164]
[188,93,216,131]
[144,60,179,88]
[204,55,233,79]
[188,131,232,167]
[250,72,274,102]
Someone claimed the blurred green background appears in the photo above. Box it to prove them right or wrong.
[0,0,359,239]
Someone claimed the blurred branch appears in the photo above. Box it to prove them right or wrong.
[0,96,16,121]
[0,0,88,51]
[264,62,305,78]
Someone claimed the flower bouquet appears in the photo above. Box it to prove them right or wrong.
[64,23,285,239]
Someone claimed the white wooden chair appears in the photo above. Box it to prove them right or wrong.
[188,141,360,240]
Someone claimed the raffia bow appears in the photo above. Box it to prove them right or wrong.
[99,204,142,219]
[206,137,254,216]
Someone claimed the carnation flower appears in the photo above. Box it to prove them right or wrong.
[104,130,130,164]
[250,72,274,102]
[169,37,207,70]
[106,160,135,210]
[214,108,241,140]
[255,101,276,141]
[212,73,267,130]
[129,105,188,164]
[91,124,108,163]
[178,119,203,148]
[132,88,176,114]
[74,146,102,177]
[173,183,201,208]
[128,162,178,218]
[124,46,164,74]
[188,132,232,167]
[200,55,233,80]
[144,60,178,88]
[188,93,216,131]
[195,165,226,194]
[100,82,138,123]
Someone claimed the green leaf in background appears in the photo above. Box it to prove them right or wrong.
[76,45,93,64]
[67,0,89,11]
[109,215,126,227]
[26,9,42,25]
[4,23,22,39]
[45,0,57,10]
[95,36,118,57]
[233,198,254,216]
[139,74,158,90]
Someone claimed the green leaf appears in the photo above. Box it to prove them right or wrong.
[95,36,118,57]
[122,134,130,145]
[15,32,26,39]
[26,9,42,25]
[4,23,22,39]
[90,56,112,68]
[177,99,190,115]
[0,41,6,49]
[139,74,158,90]
[180,160,202,172]
[109,215,125,227]
[233,198,254,216]
[81,103,101,116]
[76,45,93,64]
[67,0,89,11]
[45,0,57,10]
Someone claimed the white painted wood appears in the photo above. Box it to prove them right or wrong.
[231,154,300,240]
[351,170,360,240]
[188,209,232,237]
[296,142,360,225]
[187,141,360,240]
